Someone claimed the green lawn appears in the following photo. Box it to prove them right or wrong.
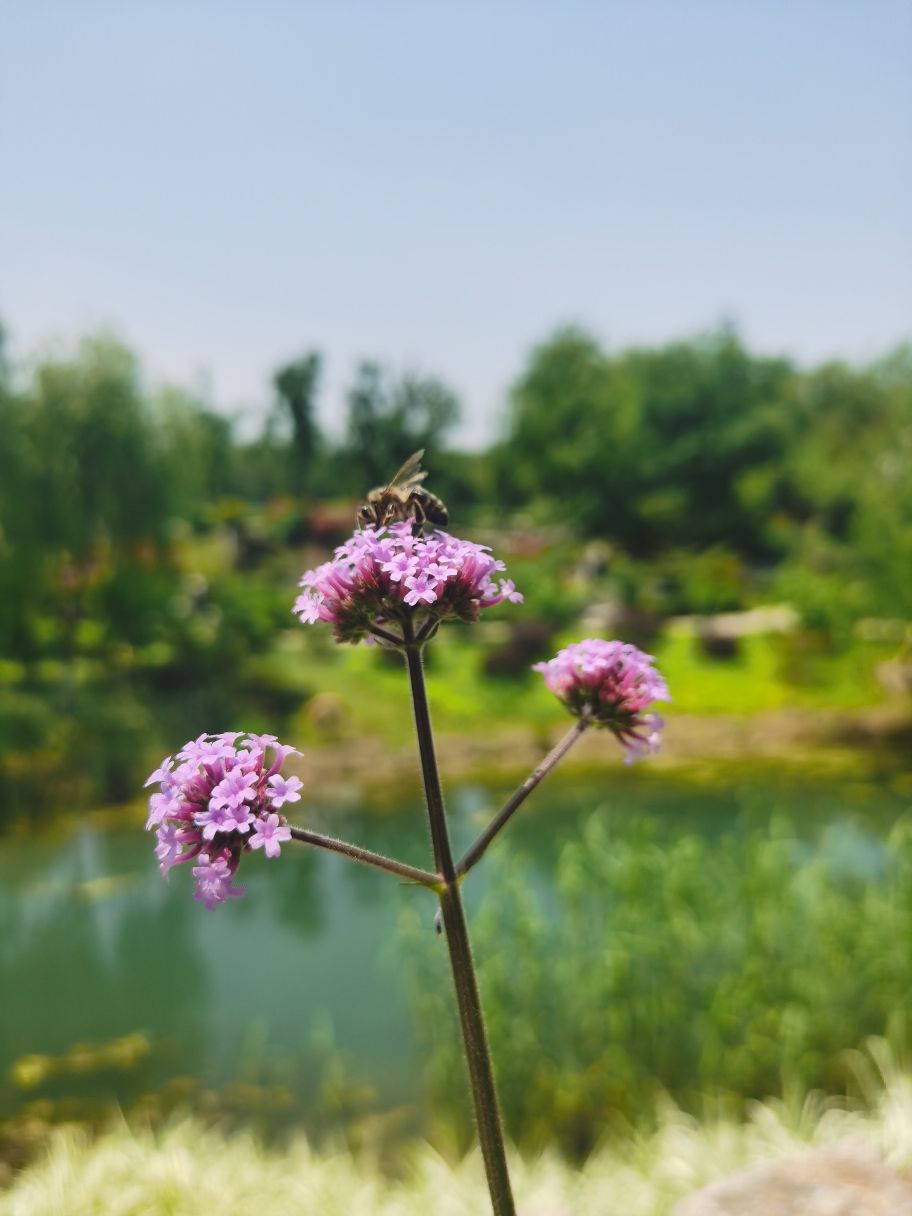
[251,626,896,753]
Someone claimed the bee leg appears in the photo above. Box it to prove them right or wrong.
[408,491,427,537]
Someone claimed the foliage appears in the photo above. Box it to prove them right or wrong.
[771,346,912,634]
[404,811,912,1157]
[497,327,799,556]
[343,363,460,492]
[273,353,322,491]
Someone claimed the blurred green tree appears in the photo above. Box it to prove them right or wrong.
[273,352,323,494]
[499,326,798,555]
[495,328,643,539]
[344,362,460,490]
[777,345,912,627]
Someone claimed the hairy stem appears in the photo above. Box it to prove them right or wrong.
[288,825,440,887]
[457,717,590,878]
[403,631,455,883]
[367,623,406,646]
[404,637,516,1216]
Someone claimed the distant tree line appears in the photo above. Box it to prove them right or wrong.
[496,328,912,582]
[1,321,910,646]
[0,319,909,815]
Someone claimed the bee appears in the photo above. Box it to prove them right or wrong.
[357,449,449,532]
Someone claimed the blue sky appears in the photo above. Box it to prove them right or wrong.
[2,0,910,445]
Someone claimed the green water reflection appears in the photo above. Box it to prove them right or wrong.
[1,769,908,1138]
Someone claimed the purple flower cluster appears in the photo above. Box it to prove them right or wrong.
[145,732,301,908]
[533,639,670,762]
[293,523,523,643]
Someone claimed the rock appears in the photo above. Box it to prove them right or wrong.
[669,605,800,639]
[875,659,912,697]
[672,1145,912,1216]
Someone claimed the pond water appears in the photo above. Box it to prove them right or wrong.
[1,767,908,1140]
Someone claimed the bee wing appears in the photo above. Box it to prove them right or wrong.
[386,449,428,492]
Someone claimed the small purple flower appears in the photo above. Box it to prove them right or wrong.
[249,813,293,859]
[210,769,258,810]
[403,571,440,606]
[533,639,670,763]
[267,774,303,808]
[155,821,185,874]
[143,732,302,909]
[195,802,235,840]
[144,757,174,788]
[192,853,244,910]
[145,790,178,830]
[381,552,416,583]
[293,592,324,624]
[264,741,302,765]
[177,733,238,766]
[292,523,523,644]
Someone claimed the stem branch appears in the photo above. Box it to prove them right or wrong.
[368,623,406,646]
[288,826,440,888]
[457,717,590,878]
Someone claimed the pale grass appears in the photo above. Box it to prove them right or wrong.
[3,1044,912,1216]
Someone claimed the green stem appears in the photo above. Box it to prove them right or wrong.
[403,636,516,1216]
[288,825,440,888]
[457,717,590,878]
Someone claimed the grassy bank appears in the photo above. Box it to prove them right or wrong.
[276,626,903,744]
[2,1045,911,1215]
[246,626,911,804]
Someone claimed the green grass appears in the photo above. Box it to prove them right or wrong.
[259,626,896,755]
[3,1044,911,1215]
[650,632,893,714]
[255,628,559,749]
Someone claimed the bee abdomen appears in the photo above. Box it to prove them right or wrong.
[414,488,448,526]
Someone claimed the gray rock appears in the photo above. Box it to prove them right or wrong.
[672,1145,912,1216]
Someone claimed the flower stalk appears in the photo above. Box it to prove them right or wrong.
[404,635,517,1216]
[457,714,590,878]
[287,825,440,888]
